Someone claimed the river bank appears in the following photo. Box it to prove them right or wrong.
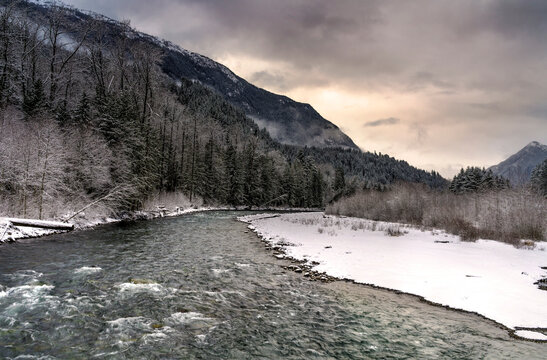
[1,211,545,359]
[0,206,223,243]
[0,206,322,244]
[239,212,547,341]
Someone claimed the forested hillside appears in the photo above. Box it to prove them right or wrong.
[0,1,445,220]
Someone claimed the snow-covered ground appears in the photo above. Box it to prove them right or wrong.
[0,219,66,242]
[240,212,547,341]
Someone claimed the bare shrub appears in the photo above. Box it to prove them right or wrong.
[326,182,546,244]
[385,225,403,237]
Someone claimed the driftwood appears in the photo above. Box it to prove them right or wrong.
[0,221,11,242]
[5,218,74,230]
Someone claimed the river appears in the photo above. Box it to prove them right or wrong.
[0,211,544,359]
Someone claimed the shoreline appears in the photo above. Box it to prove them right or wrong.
[4,210,544,342]
[0,206,221,244]
[239,212,547,342]
[0,206,323,244]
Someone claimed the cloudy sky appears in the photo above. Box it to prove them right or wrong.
[64,0,547,177]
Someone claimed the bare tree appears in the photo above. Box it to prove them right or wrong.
[45,4,89,105]
[16,14,43,104]
[0,2,17,107]
[64,126,113,194]
[35,119,67,219]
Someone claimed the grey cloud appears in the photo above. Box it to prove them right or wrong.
[64,1,547,93]
[364,117,400,127]
[248,70,329,92]
[485,0,547,40]
[62,0,547,172]
[406,72,455,92]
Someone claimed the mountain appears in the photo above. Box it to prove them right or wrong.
[161,47,359,149]
[0,0,446,221]
[489,141,547,185]
[8,1,358,150]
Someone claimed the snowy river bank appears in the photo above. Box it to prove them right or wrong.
[2,211,545,358]
[239,212,547,341]
[0,206,321,243]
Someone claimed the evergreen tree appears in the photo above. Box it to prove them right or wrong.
[282,165,296,207]
[74,92,92,126]
[334,167,346,192]
[530,159,547,197]
[449,167,509,194]
[225,142,245,205]
[22,79,47,116]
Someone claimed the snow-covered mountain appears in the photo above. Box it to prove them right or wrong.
[10,0,359,150]
[488,141,547,185]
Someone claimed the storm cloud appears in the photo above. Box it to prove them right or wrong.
[64,0,547,177]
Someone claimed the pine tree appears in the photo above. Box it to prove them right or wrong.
[530,159,547,197]
[282,165,295,207]
[243,142,260,205]
[334,167,345,192]
[225,142,245,205]
[203,136,219,201]
[450,167,509,194]
[22,79,47,116]
[74,92,91,126]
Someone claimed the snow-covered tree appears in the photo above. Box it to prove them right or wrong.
[530,159,547,197]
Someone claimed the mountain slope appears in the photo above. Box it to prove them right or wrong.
[489,141,547,185]
[160,43,358,149]
[8,0,357,149]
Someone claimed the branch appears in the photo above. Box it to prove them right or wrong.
[64,185,123,222]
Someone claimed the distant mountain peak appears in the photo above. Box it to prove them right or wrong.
[489,141,547,185]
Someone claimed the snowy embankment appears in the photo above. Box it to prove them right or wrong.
[239,212,547,341]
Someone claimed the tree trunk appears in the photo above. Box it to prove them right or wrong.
[38,131,51,220]
[6,218,74,230]
[190,117,197,201]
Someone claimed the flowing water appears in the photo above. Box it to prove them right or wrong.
[0,211,544,359]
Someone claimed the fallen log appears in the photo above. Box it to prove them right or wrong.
[5,218,74,231]
[0,221,11,243]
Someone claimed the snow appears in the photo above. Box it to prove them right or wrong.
[0,218,61,242]
[240,212,547,341]
[513,330,547,341]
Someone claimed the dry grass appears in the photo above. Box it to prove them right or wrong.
[326,183,546,244]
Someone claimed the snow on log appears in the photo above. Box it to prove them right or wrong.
[5,218,74,230]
